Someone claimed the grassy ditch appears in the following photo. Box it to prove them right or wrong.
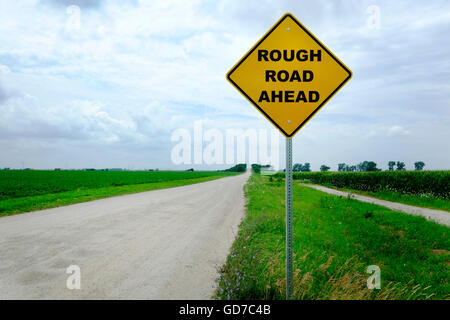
[216,174,449,300]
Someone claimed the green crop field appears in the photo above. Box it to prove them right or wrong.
[0,170,238,216]
[216,174,449,300]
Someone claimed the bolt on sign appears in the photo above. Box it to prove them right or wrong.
[227,13,352,138]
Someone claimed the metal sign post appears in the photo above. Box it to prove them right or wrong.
[285,138,293,299]
[226,12,353,301]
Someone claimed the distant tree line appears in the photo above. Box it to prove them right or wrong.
[251,164,271,174]
[224,163,247,172]
[291,161,426,172]
[336,161,425,172]
[227,161,426,173]
[338,161,380,172]
[293,163,311,172]
[387,161,425,171]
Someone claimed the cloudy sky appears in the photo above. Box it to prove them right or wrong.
[0,0,449,171]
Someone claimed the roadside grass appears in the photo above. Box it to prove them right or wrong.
[261,171,277,176]
[0,174,236,217]
[304,182,450,212]
[216,174,450,300]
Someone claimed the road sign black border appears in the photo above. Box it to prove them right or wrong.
[227,13,352,138]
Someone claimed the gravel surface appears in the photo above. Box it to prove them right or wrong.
[0,173,249,299]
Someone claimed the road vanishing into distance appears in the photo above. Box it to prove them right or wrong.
[0,172,249,299]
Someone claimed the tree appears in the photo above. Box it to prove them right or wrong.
[293,163,302,172]
[338,163,346,172]
[396,162,406,171]
[301,163,311,172]
[366,161,379,171]
[251,164,261,174]
[357,161,379,172]
[224,164,247,172]
[320,165,330,172]
[388,161,396,171]
[414,161,425,171]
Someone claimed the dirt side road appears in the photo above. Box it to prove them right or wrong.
[304,184,449,227]
[0,173,249,299]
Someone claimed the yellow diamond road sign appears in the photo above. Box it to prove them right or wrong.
[227,13,352,138]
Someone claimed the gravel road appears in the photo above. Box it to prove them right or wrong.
[304,184,449,227]
[0,173,249,299]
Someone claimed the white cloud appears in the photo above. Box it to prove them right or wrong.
[363,125,411,139]
[0,0,449,169]
[386,126,411,137]
[0,64,10,74]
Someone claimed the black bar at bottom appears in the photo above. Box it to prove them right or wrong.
[0,300,446,319]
